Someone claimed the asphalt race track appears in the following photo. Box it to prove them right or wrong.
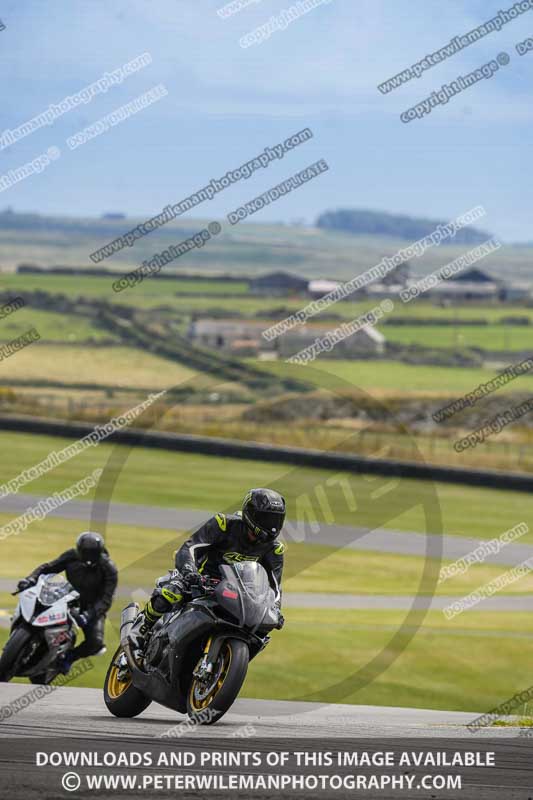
[0,686,531,799]
[0,683,521,739]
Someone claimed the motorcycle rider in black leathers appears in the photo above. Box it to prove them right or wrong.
[17,532,118,671]
[129,488,286,656]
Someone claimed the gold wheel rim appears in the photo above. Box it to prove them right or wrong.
[107,655,132,699]
[189,643,232,712]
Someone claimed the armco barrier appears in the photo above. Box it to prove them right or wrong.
[0,414,532,493]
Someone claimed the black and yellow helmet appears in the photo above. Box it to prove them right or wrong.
[242,488,286,542]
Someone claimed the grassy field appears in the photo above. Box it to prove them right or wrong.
[256,358,533,395]
[383,324,533,351]
[0,309,118,343]
[0,273,251,310]
[247,608,533,711]
[0,344,199,388]
[4,341,533,403]
[0,430,532,542]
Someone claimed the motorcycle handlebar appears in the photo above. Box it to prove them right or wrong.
[190,578,219,599]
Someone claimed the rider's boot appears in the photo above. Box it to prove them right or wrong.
[57,651,75,675]
[128,602,161,658]
[128,582,185,659]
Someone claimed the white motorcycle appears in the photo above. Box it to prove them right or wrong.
[0,573,82,684]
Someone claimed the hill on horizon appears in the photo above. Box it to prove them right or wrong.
[0,208,530,284]
[316,208,493,245]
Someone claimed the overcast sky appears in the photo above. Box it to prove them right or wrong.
[1,0,532,241]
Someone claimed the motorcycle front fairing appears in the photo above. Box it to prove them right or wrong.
[214,562,279,631]
[16,574,80,627]
[16,584,39,624]
[11,574,80,678]
[194,562,279,668]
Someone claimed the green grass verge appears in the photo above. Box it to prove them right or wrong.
[243,608,533,712]
[1,430,532,542]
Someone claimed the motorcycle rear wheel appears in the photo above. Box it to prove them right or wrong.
[103,647,152,718]
[0,627,33,682]
[186,638,249,724]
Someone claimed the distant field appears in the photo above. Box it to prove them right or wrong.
[0,344,198,388]
[384,324,533,351]
[3,270,533,322]
[0,308,117,343]
[3,272,533,356]
[1,430,533,542]
[0,273,251,310]
[1,213,532,282]
[256,358,533,395]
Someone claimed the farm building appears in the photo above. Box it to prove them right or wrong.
[188,319,266,355]
[276,324,386,359]
[307,279,342,298]
[424,268,500,302]
[249,271,309,296]
[499,281,532,302]
[367,266,503,302]
[188,318,386,358]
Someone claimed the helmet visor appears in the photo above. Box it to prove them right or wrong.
[253,511,285,538]
[79,544,101,565]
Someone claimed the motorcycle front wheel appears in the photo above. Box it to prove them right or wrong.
[103,647,152,717]
[0,627,33,682]
[187,638,249,724]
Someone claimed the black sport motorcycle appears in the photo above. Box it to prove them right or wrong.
[103,561,282,724]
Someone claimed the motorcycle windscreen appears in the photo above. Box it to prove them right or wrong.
[216,562,275,628]
[38,574,73,606]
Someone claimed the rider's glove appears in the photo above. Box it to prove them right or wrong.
[182,566,203,590]
[73,610,93,629]
[17,577,36,592]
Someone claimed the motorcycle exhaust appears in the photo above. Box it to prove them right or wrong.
[120,602,139,648]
